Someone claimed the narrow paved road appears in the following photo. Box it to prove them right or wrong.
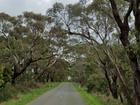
[28,83,87,105]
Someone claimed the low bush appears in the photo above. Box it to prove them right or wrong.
[75,84,123,105]
[93,93,123,105]
[0,84,18,103]
[1,82,59,105]
[0,81,43,103]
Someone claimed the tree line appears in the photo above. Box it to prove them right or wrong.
[0,0,140,105]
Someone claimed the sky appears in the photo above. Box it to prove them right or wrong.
[0,0,79,16]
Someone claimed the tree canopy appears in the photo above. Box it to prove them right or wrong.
[0,0,140,105]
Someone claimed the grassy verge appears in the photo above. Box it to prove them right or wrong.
[75,84,122,105]
[75,84,104,105]
[1,83,59,105]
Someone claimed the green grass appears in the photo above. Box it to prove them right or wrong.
[75,84,123,105]
[1,83,59,105]
[75,84,104,105]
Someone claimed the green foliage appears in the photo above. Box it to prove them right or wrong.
[0,82,59,105]
[0,64,13,87]
[0,84,18,102]
[0,65,4,86]
[0,0,138,104]
[75,84,104,105]
[53,2,64,13]
[67,3,83,17]
[75,84,122,105]
[94,94,124,105]
[86,74,107,94]
[2,67,12,84]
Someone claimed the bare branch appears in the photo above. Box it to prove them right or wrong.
[124,0,133,24]
[67,26,100,45]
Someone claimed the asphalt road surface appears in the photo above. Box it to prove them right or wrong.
[28,83,87,105]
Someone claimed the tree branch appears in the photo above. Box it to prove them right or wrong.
[109,0,124,29]
[124,0,133,24]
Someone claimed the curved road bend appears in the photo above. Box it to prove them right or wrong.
[27,83,87,105]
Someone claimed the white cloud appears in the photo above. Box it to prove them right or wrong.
[0,0,79,16]
[41,0,51,3]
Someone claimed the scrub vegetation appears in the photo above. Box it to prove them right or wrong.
[75,84,122,105]
[0,83,59,105]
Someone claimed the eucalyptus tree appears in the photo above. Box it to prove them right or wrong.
[45,1,139,104]
[0,12,59,85]
[69,0,140,104]
[47,1,124,98]
[108,0,140,104]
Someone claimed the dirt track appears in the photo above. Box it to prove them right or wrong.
[28,83,87,105]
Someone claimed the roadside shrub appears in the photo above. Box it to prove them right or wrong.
[86,74,108,94]
[94,93,124,105]
[0,84,18,103]
[0,81,43,103]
